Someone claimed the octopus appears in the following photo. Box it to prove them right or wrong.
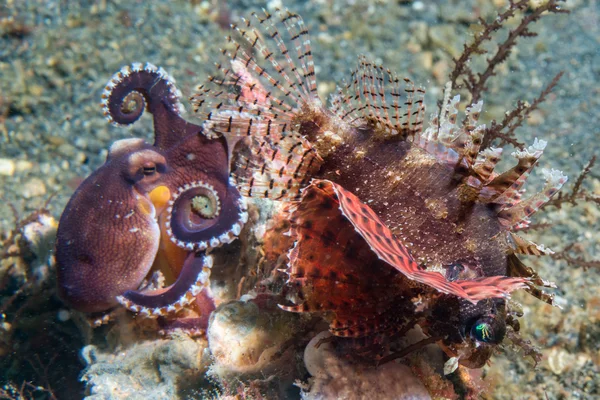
[189,10,567,367]
[55,63,248,323]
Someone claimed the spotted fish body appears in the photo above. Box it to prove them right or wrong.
[192,10,567,365]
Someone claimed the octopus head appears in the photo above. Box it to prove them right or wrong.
[56,138,169,313]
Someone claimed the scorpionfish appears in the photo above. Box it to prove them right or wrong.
[190,10,567,367]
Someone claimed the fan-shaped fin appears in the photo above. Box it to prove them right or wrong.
[331,56,425,140]
[233,132,323,201]
[190,9,322,141]
[282,181,415,337]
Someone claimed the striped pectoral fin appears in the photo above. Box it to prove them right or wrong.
[325,179,527,303]
[233,133,323,201]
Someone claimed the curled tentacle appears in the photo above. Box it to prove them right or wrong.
[101,62,202,149]
[166,179,248,251]
[117,253,214,318]
[157,131,248,252]
[101,63,183,126]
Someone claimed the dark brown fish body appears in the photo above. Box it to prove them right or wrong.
[314,128,508,279]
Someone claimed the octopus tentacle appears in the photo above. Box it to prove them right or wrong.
[165,179,248,251]
[117,253,213,318]
[101,62,201,149]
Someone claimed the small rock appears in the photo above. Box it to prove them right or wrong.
[432,59,450,84]
[412,1,425,11]
[544,347,572,375]
[429,25,460,58]
[303,332,431,400]
[28,84,44,97]
[75,152,88,165]
[57,143,77,158]
[0,158,16,176]
[410,22,429,46]
[22,178,47,198]
[527,110,545,126]
[419,51,433,71]
[15,160,34,172]
[46,135,66,146]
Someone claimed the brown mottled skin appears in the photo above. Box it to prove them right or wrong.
[56,66,243,314]
[315,128,507,278]
[295,120,512,367]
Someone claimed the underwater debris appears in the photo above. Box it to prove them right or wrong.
[302,331,431,400]
[207,299,299,376]
[190,5,572,375]
[0,204,84,400]
[81,334,209,399]
[0,205,57,341]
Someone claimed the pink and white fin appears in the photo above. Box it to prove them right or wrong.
[330,56,426,139]
[190,9,322,142]
[190,9,328,200]
[233,132,323,200]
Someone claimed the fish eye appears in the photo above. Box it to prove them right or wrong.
[470,315,504,344]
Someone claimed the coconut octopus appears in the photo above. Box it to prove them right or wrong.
[190,10,567,367]
[56,63,248,325]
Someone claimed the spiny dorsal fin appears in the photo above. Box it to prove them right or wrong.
[498,168,567,229]
[507,232,554,256]
[331,56,425,140]
[191,9,321,132]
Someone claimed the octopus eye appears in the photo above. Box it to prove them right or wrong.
[191,190,220,219]
[143,164,157,175]
[470,315,504,344]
